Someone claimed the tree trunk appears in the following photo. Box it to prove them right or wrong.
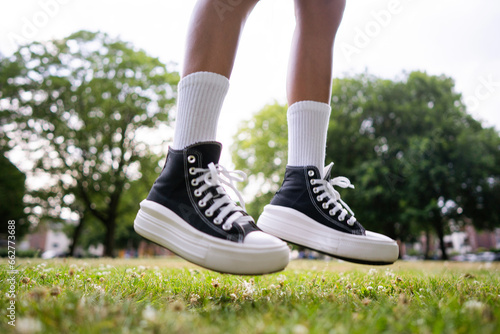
[434,218,448,260]
[103,219,116,257]
[424,228,431,260]
[69,215,85,257]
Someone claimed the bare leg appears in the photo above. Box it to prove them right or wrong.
[136,0,291,276]
[183,0,260,78]
[172,0,260,149]
[260,1,399,265]
[287,0,346,105]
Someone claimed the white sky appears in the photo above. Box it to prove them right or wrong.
[1,0,500,168]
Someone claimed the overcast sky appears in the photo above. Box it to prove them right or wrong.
[1,0,499,167]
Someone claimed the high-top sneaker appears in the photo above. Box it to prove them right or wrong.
[134,142,289,275]
[258,164,399,265]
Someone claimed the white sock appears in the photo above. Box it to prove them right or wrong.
[172,71,229,149]
[287,100,331,175]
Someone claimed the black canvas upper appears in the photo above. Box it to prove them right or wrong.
[270,165,366,235]
[147,142,259,243]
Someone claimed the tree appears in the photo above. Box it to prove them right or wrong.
[0,31,179,257]
[231,103,288,218]
[0,151,29,240]
[232,72,500,259]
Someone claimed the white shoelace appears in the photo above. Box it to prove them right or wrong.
[191,163,253,231]
[312,175,357,226]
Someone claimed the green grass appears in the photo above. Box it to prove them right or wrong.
[2,258,499,334]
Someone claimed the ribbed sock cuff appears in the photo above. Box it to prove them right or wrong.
[287,100,331,174]
[172,72,229,149]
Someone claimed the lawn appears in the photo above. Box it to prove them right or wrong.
[2,257,499,334]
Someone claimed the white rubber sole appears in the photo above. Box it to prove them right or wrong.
[258,205,399,265]
[134,200,290,275]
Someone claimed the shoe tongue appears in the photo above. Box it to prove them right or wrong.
[187,142,222,168]
[322,162,334,181]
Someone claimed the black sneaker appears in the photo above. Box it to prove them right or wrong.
[134,142,289,275]
[258,164,399,265]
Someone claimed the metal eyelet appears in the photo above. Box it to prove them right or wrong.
[313,187,319,194]
[347,220,355,226]
[322,203,329,209]
[198,200,206,208]
[191,179,199,186]
[189,167,196,175]
[213,218,222,225]
[338,215,345,222]
[205,210,213,217]
[187,155,196,163]
[329,210,335,216]
[316,196,322,202]
[308,170,315,177]
[310,179,316,185]
[194,189,202,197]
[222,224,232,231]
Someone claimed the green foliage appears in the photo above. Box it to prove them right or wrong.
[0,152,29,240]
[1,258,499,333]
[0,30,179,255]
[231,102,288,218]
[232,72,500,257]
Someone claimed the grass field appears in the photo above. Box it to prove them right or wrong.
[2,257,499,334]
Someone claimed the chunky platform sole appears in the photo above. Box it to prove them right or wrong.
[134,200,290,275]
[258,205,399,265]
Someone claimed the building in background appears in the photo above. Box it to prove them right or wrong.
[403,225,500,260]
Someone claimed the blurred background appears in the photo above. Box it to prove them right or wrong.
[1,0,499,261]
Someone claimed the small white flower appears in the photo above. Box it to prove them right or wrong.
[16,317,42,334]
[366,286,373,290]
[378,285,385,291]
[368,268,378,276]
[92,284,105,294]
[464,300,485,310]
[292,324,309,334]
[142,305,157,322]
[125,268,133,274]
[190,293,200,303]
[242,280,255,298]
